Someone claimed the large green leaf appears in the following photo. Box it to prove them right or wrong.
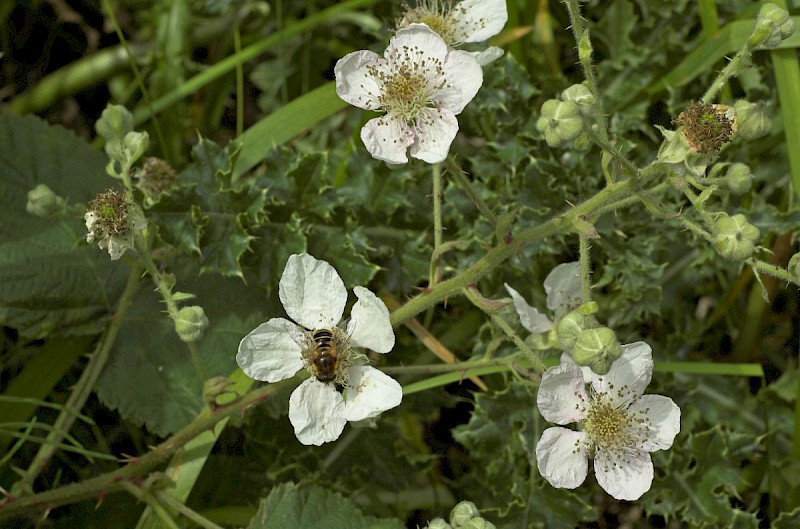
[95,261,270,435]
[0,112,128,338]
[246,483,404,529]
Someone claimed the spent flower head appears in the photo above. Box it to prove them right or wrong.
[84,189,146,260]
[536,342,681,500]
[335,23,483,164]
[237,253,401,445]
[674,102,736,154]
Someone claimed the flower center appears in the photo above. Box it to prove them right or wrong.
[578,385,652,469]
[368,46,446,122]
[400,2,457,44]
[89,189,130,236]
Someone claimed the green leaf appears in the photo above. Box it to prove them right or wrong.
[246,483,404,529]
[0,112,128,338]
[95,263,268,435]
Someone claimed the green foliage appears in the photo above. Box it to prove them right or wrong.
[246,482,404,529]
[3,0,800,528]
[0,112,128,338]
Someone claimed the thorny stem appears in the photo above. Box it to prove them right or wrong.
[462,287,547,373]
[446,159,498,229]
[390,174,645,327]
[701,47,750,104]
[563,0,610,145]
[579,234,593,304]
[134,233,208,382]
[429,162,444,290]
[11,265,142,496]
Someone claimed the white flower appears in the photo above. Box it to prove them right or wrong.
[334,24,483,164]
[398,0,508,46]
[535,342,681,501]
[236,253,402,446]
[504,261,582,333]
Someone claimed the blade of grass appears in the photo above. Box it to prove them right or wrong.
[131,0,379,128]
[646,16,800,96]
[0,337,91,449]
[233,82,347,177]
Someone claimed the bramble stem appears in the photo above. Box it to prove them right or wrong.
[579,234,592,304]
[429,162,444,290]
[563,0,610,144]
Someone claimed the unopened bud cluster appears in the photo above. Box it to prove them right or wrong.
[555,302,621,375]
[425,501,496,529]
[175,305,209,342]
[712,213,760,261]
[26,184,66,218]
[747,3,795,50]
[536,84,595,150]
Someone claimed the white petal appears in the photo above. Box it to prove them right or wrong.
[346,287,395,353]
[631,394,681,451]
[470,46,504,66]
[409,108,459,163]
[504,283,553,333]
[288,379,347,445]
[236,318,305,382]
[537,363,588,424]
[451,0,508,43]
[437,50,483,115]
[388,24,448,64]
[341,366,403,422]
[544,262,582,317]
[279,254,347,330]
[361,115,414,164]
[536,427,588,489]
[591,342,653,408]
[594,449,654,501]
[334,50,383,111]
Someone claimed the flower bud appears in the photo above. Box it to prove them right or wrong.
[788,253,800,281]
[536,99,584,148]
[427,518,452,529]
[733,100,771,140]
[571,327,622,375]
[556,311,590,350]
[748,4,794,49]
[203,376,237,407]
[26,184,66,217]
[712,213,760,261]
[461,519,496,529]
[561,84,595,117]
[450,501,480,528]
[725,163,753,195]
[175,305,209,342]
